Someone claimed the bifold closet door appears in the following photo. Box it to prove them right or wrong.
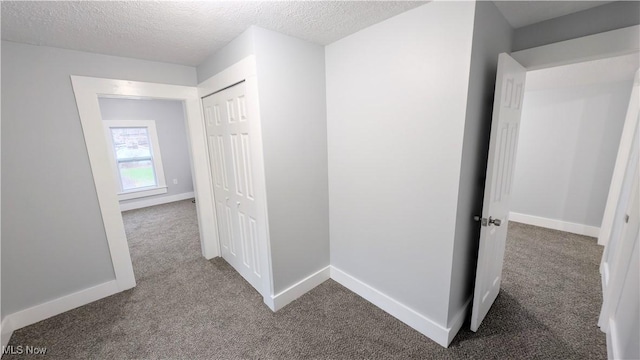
[202,81,264,292]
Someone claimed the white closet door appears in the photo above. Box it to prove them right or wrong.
[203,81,264,293]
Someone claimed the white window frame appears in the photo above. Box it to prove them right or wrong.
[103,120,168,201]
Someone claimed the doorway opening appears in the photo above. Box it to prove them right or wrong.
[504,52,638,358]
[510,53,638,238]
[71,76,220,292]
[471,50,638,358]
[97,97,202,282]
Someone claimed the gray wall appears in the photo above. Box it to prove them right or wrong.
[447,1,513,325]
[1,41,196,317]
[197,28,255,83]
[252,27,329,294]
[98,98,194,205]
[513,1,640,51]
[196,26,330,295]
[511,80,633,228]
[326,2,476,326]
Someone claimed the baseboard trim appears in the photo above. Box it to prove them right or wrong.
[608,318,622,360]
[447,297,471,345]
[2,280,119,334]
[509,212,600,238]
[330,266,455,347]
[267,266,331,312]
[120,192,195,212]
[1,318,13,352]
[0,266,469,350]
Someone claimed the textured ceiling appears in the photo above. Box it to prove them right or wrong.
[2,1,621,67]
[1,1,426,66]
[526,52,639,91]
[493,0,614,28]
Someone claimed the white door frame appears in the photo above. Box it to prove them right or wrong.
[511,25,639,71]
[198,56,275,303]
[71,76,220,291]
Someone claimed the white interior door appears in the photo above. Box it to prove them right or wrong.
[203,81,264,293]
[599,70,640,247]
[471,53,527,332]
[599,165,639,360]
[596,91,639,358]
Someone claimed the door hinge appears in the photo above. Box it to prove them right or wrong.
[625,214,630,223]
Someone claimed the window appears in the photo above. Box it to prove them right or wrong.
[104,120,167,200]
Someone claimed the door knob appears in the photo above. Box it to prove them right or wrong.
[236,201,241,207]
[475,216,502,226]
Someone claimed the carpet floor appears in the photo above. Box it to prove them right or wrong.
[6,200,606,359]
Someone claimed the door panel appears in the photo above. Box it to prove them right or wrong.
[230,134,245,196]
[249,216,260,276]
[471,53,527,332]
[226,204,236,256]
[216,201,228,250]
[241,134,255,200]
[202,81,263,292]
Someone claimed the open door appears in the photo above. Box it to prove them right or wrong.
[470,53,526,332]
[597,70,639,359]
[599,164,639,360]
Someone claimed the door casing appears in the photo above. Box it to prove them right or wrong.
[72,76,220,292]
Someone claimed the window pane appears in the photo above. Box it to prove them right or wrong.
[110,127,152,160]
[118,160,157,190]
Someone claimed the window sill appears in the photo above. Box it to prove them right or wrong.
[118,186,168,201]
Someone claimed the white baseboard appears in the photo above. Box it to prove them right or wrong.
[608,318,622,360]
[1,318,13,352]
[509,212,600,238]
[446,297,471,345]
[2,280,119,335]
[605,327,615,360]
[120,192,195,212]
[265,266,331,312]
[0,266,469,350]
[330,266,459,347]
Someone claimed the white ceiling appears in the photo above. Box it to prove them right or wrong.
[525,52,639,91]
[493,0,613,28]
[0,1,425,66]
[0,1,619,67]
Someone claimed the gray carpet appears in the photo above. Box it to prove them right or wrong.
[6,200,606,359]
